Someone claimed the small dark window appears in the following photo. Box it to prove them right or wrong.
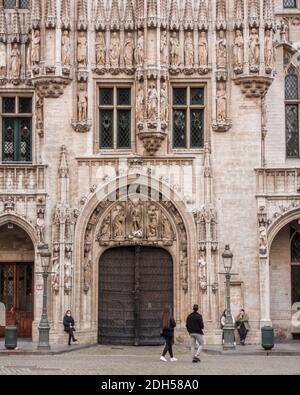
[99,87,131,150]
[283,0,297,8]
[4,0,30,8]
[285,64,300,158]
[19,97,32,114]
[3,97,16,114]
[173,87,205,149]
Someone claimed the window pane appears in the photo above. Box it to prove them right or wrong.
[2,119,15,162]
[173,88,187,106]
[100,88,113,106]
[100,110,114,148]
[292,232,300,262]
[4,0,16,8]
[19,119,32,162]
[173,110,187,148]
[286,105,299,158]
[285,68,298,100]
[117,110,131,148]
[19,97,32,113]
[117,88,131,106]
[3,97,16,113]
[283,0,297,8]
[19,0,30,9]
[190,109,204,148]
[191,88,205,106]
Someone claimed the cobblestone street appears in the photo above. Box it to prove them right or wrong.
[0,346,300,375]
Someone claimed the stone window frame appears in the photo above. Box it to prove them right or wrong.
[170,83,208,153]
[95,83,134,155]
[0,93,34,164]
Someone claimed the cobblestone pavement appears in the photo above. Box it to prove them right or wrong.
[0,346,300,375]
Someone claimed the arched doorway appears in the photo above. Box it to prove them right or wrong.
[270,221,300,339]
[99,246,173,346]
[0,223,34,338]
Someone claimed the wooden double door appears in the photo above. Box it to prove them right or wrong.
[99,247,173,346]
[0,263,33,338]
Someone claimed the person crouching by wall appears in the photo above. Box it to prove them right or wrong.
[63,310,78,346]
[160,307,177,362]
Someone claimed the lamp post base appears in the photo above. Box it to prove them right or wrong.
[37,325,51,350]
[223,326,236,351]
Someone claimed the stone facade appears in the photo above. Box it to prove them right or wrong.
[0,0,299,345]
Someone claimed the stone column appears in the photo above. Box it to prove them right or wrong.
[259,255,272,327]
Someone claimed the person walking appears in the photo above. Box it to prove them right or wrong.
[63,310,78,346]
[160,307,177,362]
[236,309,250,345]
[221,309,236,345]
[186,304,205,363]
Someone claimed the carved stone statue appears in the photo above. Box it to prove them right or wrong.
[136,83,144,124]
[160,30,168,64]
[162,214,173,240]
[0,42,6,77]
[198,253,207,291]
[84,259,92,292]
[259,226,268,256]
[216,82,227,123]
[264,29,273,68]
[233,29,244,69]
[109,32,120,67]
[36,210,45,245]
[51,257,60,292]
[36,97,44,131]
[124,32,134,68]
[62,30,71,66]
[170,32,180,66]
[77,32,87,67]
[10,44,21,78]
[99,215,111,240]
[112,205,126,238]
[185,31,194,66]
[199,31,208,67]
[135,30,144,66]
[249,28,260,68]
[160,81,169,125]
[64,245,72,293]
[31,30,41,66]
[147,82,158,122]
[77,84,87,122]
[216,30,227,69]
[130,201,143,238]
[95,32,106,67]
[181,250,188,293]
[147,205,158,238]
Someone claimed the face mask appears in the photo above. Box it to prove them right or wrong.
[67,313,71,317]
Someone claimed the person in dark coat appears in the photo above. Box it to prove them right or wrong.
[160,307,177,362]
[186,304,205,363]
[63,310,78,346]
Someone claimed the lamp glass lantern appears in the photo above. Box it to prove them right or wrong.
[40,251,51,272]
[222,245,233,273]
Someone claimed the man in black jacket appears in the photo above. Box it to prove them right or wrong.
[186,305,204,363]
[63,310,78,346]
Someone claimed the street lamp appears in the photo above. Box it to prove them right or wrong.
[222,245,236,350]
[37,249,51,350]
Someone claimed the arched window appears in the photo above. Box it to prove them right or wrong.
[285,65,300,158]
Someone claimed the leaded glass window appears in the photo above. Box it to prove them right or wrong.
[172,87,205,149]
[283,0,297,8]
[1,96,32,162]
[99,87,131,150]
[285,65,300,158]
[4,0,30,8]
[291,232,300,262]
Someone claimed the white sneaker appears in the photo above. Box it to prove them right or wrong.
[171,358,178,362]
[160,356,168,362]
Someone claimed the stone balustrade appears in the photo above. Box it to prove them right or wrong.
[256,168,300,196]
[0,165,47,193]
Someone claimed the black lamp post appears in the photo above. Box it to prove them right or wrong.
[37,249,51,350]
[222,245,236,350]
